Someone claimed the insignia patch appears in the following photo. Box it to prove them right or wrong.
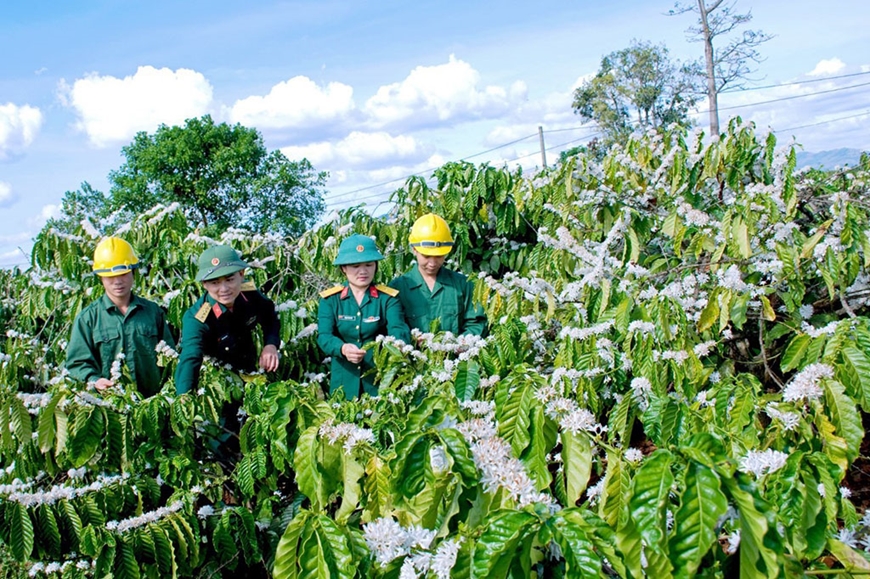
[194,301,212,323]
[363,316,381,323]
[356,245,364,252]
[211,257,221,266]
[319,285,344,298]
[375,284,399,297]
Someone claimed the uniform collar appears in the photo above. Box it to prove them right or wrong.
[407,263,442,291]
[100,293,141,313]
[339,283,379,299]
[205,291,248,319]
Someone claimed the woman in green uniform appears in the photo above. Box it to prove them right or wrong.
[317,234,410,399]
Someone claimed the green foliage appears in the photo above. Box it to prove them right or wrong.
[108,114,326,236]
[3,121,870,577]
[572,40,701,144]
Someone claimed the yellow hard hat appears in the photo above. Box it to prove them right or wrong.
[408,213,454,256]
[92,237,139,277]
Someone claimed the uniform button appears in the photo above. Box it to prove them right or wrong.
[355,325,359,329]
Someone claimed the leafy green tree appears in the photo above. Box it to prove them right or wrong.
[572,40,701,144]
[108,115,327,237]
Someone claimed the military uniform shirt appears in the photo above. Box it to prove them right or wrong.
[174,286,280,394]
[317,284,410,399]
[389,264,487,336]
[65,294,175,398]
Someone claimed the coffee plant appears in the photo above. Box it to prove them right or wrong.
[2,119,870,578]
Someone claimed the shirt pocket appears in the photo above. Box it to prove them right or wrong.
[440,303,459,332]
[360,314,382,340]
[134,324,160,356]
[336,314,359,340]
[95,327,121,364]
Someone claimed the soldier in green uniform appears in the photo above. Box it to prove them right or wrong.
[174,245,281,395]
[317,234,410,399]
[389,213,487,337]
[66,237,175,397]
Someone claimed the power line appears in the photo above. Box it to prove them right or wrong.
[722,70,870,93]
[698,80,870,115]
[772,110,870,133]
[323,131,540,203]
[324,81,869,209]
[459,131,538,161]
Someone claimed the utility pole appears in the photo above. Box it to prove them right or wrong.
[538,126,547,168]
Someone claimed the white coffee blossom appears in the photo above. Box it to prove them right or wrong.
[836,527,858,548]
[624,448,643,464]
[739,449,789,478]
[319,420,375,454]
[765,405,801,431]
[723,529,741,554]
[782,363,833,403]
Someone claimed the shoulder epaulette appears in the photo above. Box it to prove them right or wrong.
[319,285,344,298]
[240,280,257,291]
[194,301,212,323]
[376,284,399,297]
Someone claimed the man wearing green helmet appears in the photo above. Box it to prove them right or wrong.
[66,236,175,397]
[389,213,487,337]
[317,234,410,399]
[174,244,281,395]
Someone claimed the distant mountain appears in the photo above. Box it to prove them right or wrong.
[795,148,864,170]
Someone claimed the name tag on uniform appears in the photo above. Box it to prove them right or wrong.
[363,316,381,323]
[338,315,356,321]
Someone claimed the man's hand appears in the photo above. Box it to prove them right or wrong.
[94,378,115,391]
[340,343,366,364]
[259,345,280,372]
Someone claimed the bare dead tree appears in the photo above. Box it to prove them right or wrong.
[670,0,773,136]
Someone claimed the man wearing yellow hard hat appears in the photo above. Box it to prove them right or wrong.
[65,237,175,397]
[389,214,487,336]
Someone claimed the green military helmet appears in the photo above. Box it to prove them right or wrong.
[333,234,385,266]
[196,245,249,281]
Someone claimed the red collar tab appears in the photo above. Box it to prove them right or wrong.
[369,285,378,298]
[340,286,349,299]
[212,303,223,318]
[240,292,248,302]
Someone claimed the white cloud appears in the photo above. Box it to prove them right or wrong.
[808,58,846,76]
[60,66,214,147]
[0,231,33,245]
[0,103,43,160]
[229,76,355,130]
[364,55,527,129]
[282,131,429,170]
[0,182,17,208]
[0,248,30,269]
[323,152,448,211]
[28,204,61,229]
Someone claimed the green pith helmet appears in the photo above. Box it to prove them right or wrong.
[196,245,249,282]
[333,234,385,266]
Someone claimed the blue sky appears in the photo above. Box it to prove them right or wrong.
[2,0,869,268]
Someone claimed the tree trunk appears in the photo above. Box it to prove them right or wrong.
[698,0,720,136]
